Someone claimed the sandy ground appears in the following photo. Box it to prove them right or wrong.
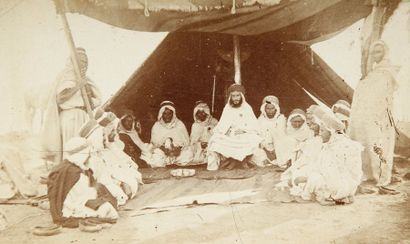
[1,161,409,244]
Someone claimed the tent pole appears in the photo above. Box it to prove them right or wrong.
[211,75,216,114]
[59,11,94,119]
[233,35,241,85]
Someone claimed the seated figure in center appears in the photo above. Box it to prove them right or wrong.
[148,101,193,167]
[252,95,293,168]
[207,84,262,170]
[190,101,218,164]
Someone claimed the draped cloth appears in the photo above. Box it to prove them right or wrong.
[300,134,363,202]
[207,93,262,169]
[47,160,118,226]
[348,41,399,186]
[190,103,218,164]
[41,59,101,163]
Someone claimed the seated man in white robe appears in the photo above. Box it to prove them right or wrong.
[190,101,218,164]
[47,137,118,228]
[149,101,193,167]
[252,96,292,168]
[79,111,142,206]
[286,108,314,163]
[207,84,262,170]
[276,105,324,196]
[299,109,363,205]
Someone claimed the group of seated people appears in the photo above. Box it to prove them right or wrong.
[47,83,362,228]
[126,83,361,206]
[47,109,144,228]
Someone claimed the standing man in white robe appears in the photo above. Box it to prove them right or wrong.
[252,95,291,167]
[207,84,262,170]
[348,41,398,189]
[148,101,193,167]
[190,101,218,164]
[41,48,101,163]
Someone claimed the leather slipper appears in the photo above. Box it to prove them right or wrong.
[79,220,102,233]
[32,224,61,236]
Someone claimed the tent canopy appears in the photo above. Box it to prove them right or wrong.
[58,0,373,139]
[59,0,371,38]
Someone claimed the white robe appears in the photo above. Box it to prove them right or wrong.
[62,173,118,220]
[348,59,398,186]
[286,115,314,163]
[252,110,293,167]
[87,126,142,205]
[190,104,218,164]
[207,96,262,170]
[301,134,363,201]
[276,136,322,195]
[148,106,193,167]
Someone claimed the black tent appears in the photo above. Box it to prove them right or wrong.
[58,0,382,139]
[105,32,353,140]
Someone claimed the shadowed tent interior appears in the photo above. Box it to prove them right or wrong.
[106,32,352,141]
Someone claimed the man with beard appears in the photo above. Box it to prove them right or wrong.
[190,101,218,164]
[207,84,262,170]
[148,101,193,167]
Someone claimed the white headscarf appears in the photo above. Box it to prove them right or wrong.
[157,101,178,129]
[370,40,400,76]
[259,95,281,121]
[118,113,146,150]
[151,101,190,147]
[190,102,218,144]
[331,100,351,122]
[193,102,212,124]
[286,108,313,143]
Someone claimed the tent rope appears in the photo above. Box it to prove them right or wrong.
[144,0,150,17]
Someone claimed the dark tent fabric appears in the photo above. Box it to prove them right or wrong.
[59,0,371,37]
[58,0,370,141]
[105,32,352,140]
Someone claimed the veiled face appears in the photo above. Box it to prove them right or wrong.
[319,125,331,143]
[162,108,174,123]
[122,115,134,131]
[372,44,385,63]
[290,115,305,129]
[264,103,277,119]
[230,91,243,108]
[195,110,208,122]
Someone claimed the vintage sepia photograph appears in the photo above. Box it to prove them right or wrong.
[0,0,410,243]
